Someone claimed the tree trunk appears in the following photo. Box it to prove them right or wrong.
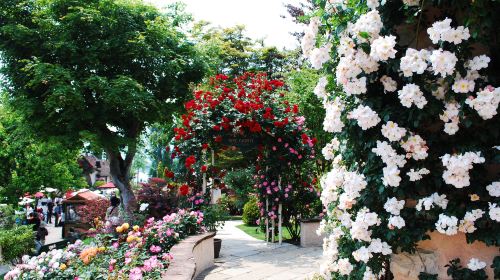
[107,147,137,221]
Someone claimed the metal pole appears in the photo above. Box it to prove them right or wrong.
[265,198,269,244]
[278,176,282,245]
[278,203,282,245]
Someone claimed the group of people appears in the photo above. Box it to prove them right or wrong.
[23,197,64,253]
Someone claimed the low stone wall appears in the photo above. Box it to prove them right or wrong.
[300,219,324,247]
[391,231,499,279]
[162,232,216,280]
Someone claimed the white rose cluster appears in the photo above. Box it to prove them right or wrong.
[351,208,381,242]
[380,75,397,92]
[486,181,500,197]
[322,138,340,161]
[310,43,332,70]
[314,76,330,102]
[465,86,500,120]
[441,152,485,188]
[338,171,368,210]
[384,197,405,215]
[416,193,449,211]
[427,18,470,45]
[323,98,345,133]
[370,35,397,61]
[301,17,319,57]
[398,84,428,109]
[347,105,381,130]
[439,101,461,135]
[489,203,500,222]
[407,168,430,181]
[429,49,458,77]
[467,55,490,71]
[399,49,429,77]
[458,209,484,233]
[467,258,487,271]
[381,121,407,142]
[350,10,383,42]
[435,213,459,235]
[401,134,428,160]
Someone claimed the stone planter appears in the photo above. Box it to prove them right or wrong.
[300,218,324,247]
[390,231,499,279]
[162,232,215,280]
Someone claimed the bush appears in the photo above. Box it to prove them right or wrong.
[0,204,17,229]
[242,197,260,226]
[93,180,106,188]
[0,225,34,263]
[201,203,229,232]
[224,168,255,213]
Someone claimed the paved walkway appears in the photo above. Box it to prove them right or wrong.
[197,220,322,280]
[44,220,63,244]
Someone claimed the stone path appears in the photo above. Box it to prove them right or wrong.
[44,220,63,244]
[197,220,322,280]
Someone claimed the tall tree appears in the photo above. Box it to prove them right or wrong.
[0,0,205,214]
[0,101,87,203]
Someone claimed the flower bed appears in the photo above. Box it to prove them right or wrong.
[4,209,204,280]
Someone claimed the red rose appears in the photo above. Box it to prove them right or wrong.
[215,136,223,142]
[179,184,190,196]
[185,155,196,168]
[164,169,174,179]
[202,143,209,150]
[201,165,208,172]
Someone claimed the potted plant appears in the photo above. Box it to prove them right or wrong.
[201,204,229,258]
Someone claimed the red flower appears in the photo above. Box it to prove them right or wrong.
[213,125,221,131]
[215,136,223,142]
[185,155,196,169]
[164,169,174,179]
[201,165,208,172]
[202,143,209,150]
[293,105,299,114]
[179,184,190,196]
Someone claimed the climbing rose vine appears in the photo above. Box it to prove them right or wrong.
[305,0,500,279]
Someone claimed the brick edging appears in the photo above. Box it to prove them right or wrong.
[162,232,216,280]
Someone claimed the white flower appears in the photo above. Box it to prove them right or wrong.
[439,101,461,135]
[355,51,379,74]
[347,105,381,130]
[467,55,491,71]
[416,193,448,211]
[398,84,427,109]
[388,215,405,229]
[429,49,458,77]
[338,171,368,210]
[353,246,372,263]
[486,182,500,197]
[384,197,405,215]
[336,258,354,275]
[432,78,448,100]
[452,79,475,93]
[465,86,500,120]
[314,76,330,102]
[370,35,397,61]
[381,121,407,142]
[368,238,392,255]
[338,36,356,57]
[367,0,380,10]
[322,138,340,161]
[350,11,383,42]
[435,214,458,235]
[399,48,429,77]
[323,98,345,133]
[427,18,470,45]
[489,203,500,222]
[301,17,319,57]
[467,258,487,271]
[383,165,401,187]
[372,141,406,168]
[441,152,485,188]
[310,43,332,69]
[401,134,428,160]
[380,75,397,92]
[407,168,430,181]
[139,203,149,212]
[459,209,484,233]
[320,167,344,207]
[344,76,368,95]
[351,208,380,242]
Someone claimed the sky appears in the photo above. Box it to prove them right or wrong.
[146,0,303,49]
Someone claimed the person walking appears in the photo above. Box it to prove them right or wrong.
[35,222,48,254]
[46,199,54,224]
[105,196,123,233]
[54,202,62,227]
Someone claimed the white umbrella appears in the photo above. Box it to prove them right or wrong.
[44,187,57,193]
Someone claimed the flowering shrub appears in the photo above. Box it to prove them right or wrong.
[173,73,321,236]
[4,209,204,280]
[304,0,500,278]
[75,198,110,227]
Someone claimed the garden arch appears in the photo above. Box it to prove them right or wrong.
[173,73,320,243]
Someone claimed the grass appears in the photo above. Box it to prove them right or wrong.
[236,223,293,241]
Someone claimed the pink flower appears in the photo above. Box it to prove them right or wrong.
[125,258,132,265]
[295,116,305,125]
[272,146,277,151]
[125,251,132,258]
[150,245,162,253]
[162,253,174,261]
[129,267,143,280]
[112,242,119,249]
[256,219,260,225]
